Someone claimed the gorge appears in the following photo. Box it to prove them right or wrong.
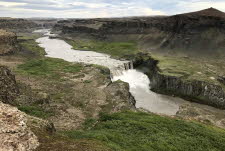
[0,7,225,151]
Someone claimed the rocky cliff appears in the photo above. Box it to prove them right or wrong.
[0,102,39,151]
[0,66,19,104]
[0,30,19,55]
[132,53,225,109]
[0,18,40,32]
[54,8,225,54]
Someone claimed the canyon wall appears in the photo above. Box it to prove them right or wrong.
[0,66,39,151]
[54,8,225,54]
[0,66,19,104]
[0,18,40,32]
[0,30,19,55]
[132,53,225,109]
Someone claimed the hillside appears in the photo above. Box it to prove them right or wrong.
[54,8,225,55]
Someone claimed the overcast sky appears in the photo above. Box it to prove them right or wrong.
[0,0,225,18]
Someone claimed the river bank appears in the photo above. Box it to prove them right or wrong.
[1,29,225,150]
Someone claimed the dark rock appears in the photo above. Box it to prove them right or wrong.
[0,30,19,55]
[104,80,136,112]
[0,66,19,104]
[217,76,225,85]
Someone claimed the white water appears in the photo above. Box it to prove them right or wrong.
[112,70,183,115]
[35,29,183,115]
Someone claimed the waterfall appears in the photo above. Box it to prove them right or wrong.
[110,61,134,79]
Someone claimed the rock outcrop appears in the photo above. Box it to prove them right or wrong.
[104,80,136,112]
[0,30,19,55]
[0,66,19,104]
[132,53,225,109]
[0,101,39,151]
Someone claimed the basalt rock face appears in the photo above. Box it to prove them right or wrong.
[0,101,39,151]
[132,53,225,109]
[54,17,165,37]
[0,30,19,55]
[104,80,136,112]
[0,66,19,104]
[158,8,225,52]
[0,18,40,32]
[54,8,225,53]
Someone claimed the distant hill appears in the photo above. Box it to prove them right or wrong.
[54,8,225,55]
[182,7,225,18]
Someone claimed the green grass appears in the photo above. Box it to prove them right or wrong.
[18,105,54,119]
[151,54,221,85]
[63,111,225,151]
[19,39,46,57]
[67,39,139,57]
[17,58,83,79]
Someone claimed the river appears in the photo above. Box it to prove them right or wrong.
[34,29,191,115]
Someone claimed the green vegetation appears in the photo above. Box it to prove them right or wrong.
[18,33,46,57]
[17,58,83,79]
[151,54,223,85]
[63,111,225,151]
[20,39,46,57]
[18,105,54,119]
[67,39,139,57]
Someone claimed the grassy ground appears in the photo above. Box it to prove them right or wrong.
[18,33,46,57]
[17,58,83,80]
[63,111,225,151]
[3,32,225,151]
[66,39,139,58]
[151,53,225,87]
[18,105,54,119]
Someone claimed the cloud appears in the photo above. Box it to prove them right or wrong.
[176,1,225,14]
[0,0,224,18]
[0,1,26,7]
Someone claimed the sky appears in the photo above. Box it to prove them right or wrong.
[0,0,225,18]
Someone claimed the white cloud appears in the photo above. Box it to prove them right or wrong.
[0,1,26,7]
[0,0,224,18]
[70,2,111,9]
[174,1,225,14]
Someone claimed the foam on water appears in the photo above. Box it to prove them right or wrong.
[112,69,183,115]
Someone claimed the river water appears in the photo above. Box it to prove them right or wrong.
[35,29,185,115]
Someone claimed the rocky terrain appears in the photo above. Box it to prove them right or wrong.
[0,18,40,32]
[0,30,19,55]
[0,102,39,151]
[54,8,225,55]
[0,33,136,150]
[52,8,225,111]
[1,7,225,151]
[0,66,38,151]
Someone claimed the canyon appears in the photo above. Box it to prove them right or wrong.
[0,7,225,151]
